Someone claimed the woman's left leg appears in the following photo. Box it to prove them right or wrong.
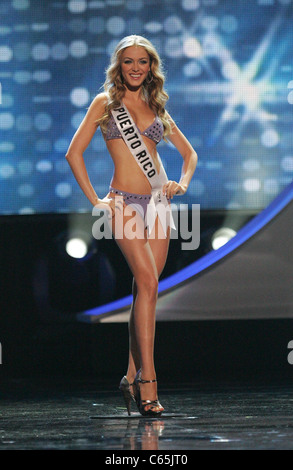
[126,217,170,404]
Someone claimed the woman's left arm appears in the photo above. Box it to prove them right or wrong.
[163,114,198,200]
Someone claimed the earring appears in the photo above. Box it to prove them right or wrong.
[146,72,153,84]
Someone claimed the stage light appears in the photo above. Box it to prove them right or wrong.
[211,227,237,250]
[54,228,94,260]
[65,237,88,259]
[38,226,115,316]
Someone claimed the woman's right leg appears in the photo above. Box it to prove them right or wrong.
[111,209,159,384]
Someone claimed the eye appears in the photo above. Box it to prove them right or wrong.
[123,59,132,64]
[140,59,148,64]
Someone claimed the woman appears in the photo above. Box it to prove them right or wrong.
[65,35,198,417]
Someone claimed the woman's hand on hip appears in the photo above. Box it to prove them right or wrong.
[163,181,187,199]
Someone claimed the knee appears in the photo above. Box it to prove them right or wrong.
[136,273,158,301]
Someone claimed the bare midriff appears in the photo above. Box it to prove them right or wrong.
[106,136,161,194]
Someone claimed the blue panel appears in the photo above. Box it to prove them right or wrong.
[1,1,293,215]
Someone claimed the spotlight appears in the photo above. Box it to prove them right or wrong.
[42,228,115,314]
[66,237,88,259]
[59,229,94,260]
[211,227,237,250]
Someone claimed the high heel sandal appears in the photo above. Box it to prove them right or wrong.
[134,370,164,417]
[119,376,136,416]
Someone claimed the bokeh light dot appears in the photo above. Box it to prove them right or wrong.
[106,16,126,36]
[201,16,219,31]
[68,0,87,13]
[144,22,162,34]
[33,70,51,82]
[0,164,15,179]
[32,43,50,61]
[19,207,35,215]
[183,61,202,78]
[1,94,14,107]
[51,42,69,60]
[222,61,240,80]
[182,0,200,11]
[71,111,86,129]
[281,156,293,172]
[12,0,29,9]
[261,129,279,148]
[287,90,293,105]
[55,183,72,198]
[183,37,202,58]
[69,40,88,58]
[0,113,15,130]
[202,33,221,57]
[243,159,261,172]
[165,37,184,58]
[70,87,90,107]
[243,179,261,192]
[0,46,13,62]
[36,160,53,173]
[0,142,14,152]
[164,16,183,35]
[13,70,31,84]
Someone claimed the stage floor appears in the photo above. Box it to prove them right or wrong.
[1,378,293,451]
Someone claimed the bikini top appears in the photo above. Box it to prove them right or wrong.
[104,113,164,144]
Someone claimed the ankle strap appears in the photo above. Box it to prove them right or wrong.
[139,378,157,384]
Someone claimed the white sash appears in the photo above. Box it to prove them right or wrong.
[111,103,176,236]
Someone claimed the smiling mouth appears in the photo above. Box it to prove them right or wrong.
[129,74,143,79]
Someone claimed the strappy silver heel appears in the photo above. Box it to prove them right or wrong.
[134,370,164,417]
[119,376,136,416]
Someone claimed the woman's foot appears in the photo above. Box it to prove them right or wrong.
[134,370,164,417]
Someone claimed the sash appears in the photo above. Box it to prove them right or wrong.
[111,103,176,236]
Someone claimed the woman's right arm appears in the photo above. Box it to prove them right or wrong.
[65,93,107,206]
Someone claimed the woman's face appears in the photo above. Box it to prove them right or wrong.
[120,46,150,88]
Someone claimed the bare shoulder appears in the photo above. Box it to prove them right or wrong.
[90,92,108,115]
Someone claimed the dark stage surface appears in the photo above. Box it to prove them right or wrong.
[1,317,293,451]
[1,378,293,451]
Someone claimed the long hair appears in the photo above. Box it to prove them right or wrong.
[98,35,172,139]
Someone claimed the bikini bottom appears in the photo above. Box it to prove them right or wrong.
[108,185,174,237]
[108,186,152,221]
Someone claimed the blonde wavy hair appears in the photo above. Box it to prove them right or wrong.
[98,35,172,139]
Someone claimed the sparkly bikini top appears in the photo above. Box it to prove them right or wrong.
[104,113,164,144]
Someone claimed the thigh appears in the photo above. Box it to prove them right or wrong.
[148,216,171,277]
[111,205,158,282]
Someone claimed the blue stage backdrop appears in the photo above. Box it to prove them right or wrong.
[0,0,293,215]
